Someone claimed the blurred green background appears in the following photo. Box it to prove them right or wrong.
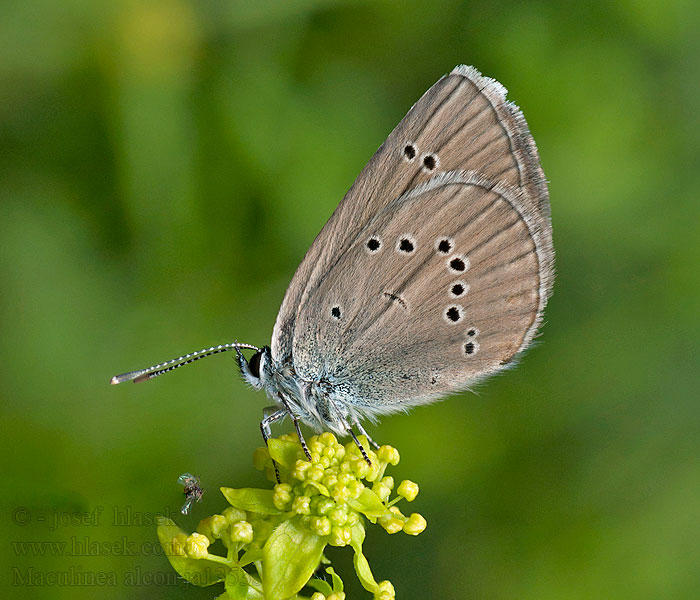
[2,1,698,598]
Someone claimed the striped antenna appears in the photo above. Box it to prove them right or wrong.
[110,342,260,385]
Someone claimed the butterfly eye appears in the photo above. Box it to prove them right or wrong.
[248,350,262,379]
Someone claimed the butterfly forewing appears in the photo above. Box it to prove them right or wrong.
[290,173,552,410]
[272,66,551,364]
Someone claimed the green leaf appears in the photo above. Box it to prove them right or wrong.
[156,517,230,587]
[353,550,378,594]
[306,578,333,596]
[348,488,390,518]
[350,523,378,594]
[326,566,344,592]
[221,487,282,515]
[224,566,249,600]
[350,523,366,549]
[262,516,327,600]
[267,438,302,468]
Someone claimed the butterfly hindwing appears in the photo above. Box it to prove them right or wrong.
[289,173,552,413]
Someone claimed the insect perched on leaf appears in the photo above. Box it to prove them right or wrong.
[178,473,203,515]
[112,65,554,464]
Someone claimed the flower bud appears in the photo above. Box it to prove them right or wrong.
[309,515,332,537]
[322,471,338,488]
[318,431,337,446]
[315,497,335,516]
[397,479,419,502]
[328,507,348,527]
[351,458,370,479]
[372,481,392,502]
[403,513,427,536]
[306,466,325,482]
[346,480,364,500]
[365,460,382,482]
[230,520,254,543]
[378,514,404,534]
[378,445,400,466]
[184,533,210,558]
[292,495,311,515]
[331,484,351,504]
[377,580,396,599]
[329,525,352,547]
[197,514,228,542]
[338,473,354,487]
[292,460,312,481]
[272,483,293,510]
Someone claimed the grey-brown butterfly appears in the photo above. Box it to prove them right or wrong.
[112,65,554,462]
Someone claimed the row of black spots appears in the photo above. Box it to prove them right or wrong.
[401,143,439,172]
[366,235,417,254]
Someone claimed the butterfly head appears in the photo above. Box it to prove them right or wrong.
[237,345,272,390]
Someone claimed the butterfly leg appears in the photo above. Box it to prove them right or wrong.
[274,393,313,461]
[352,419,380,450]
[292,417,312,461]
[349,428,373,467]
[260,407,287,483]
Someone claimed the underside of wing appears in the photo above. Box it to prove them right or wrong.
[290,172,553,415]
[271,65,552,374]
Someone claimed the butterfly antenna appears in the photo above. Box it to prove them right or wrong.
[110,342,260,385]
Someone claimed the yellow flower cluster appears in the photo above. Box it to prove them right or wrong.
[262,432,426,542]
[158,432,426,599]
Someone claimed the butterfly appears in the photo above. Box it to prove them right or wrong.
[112,65,554,462]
